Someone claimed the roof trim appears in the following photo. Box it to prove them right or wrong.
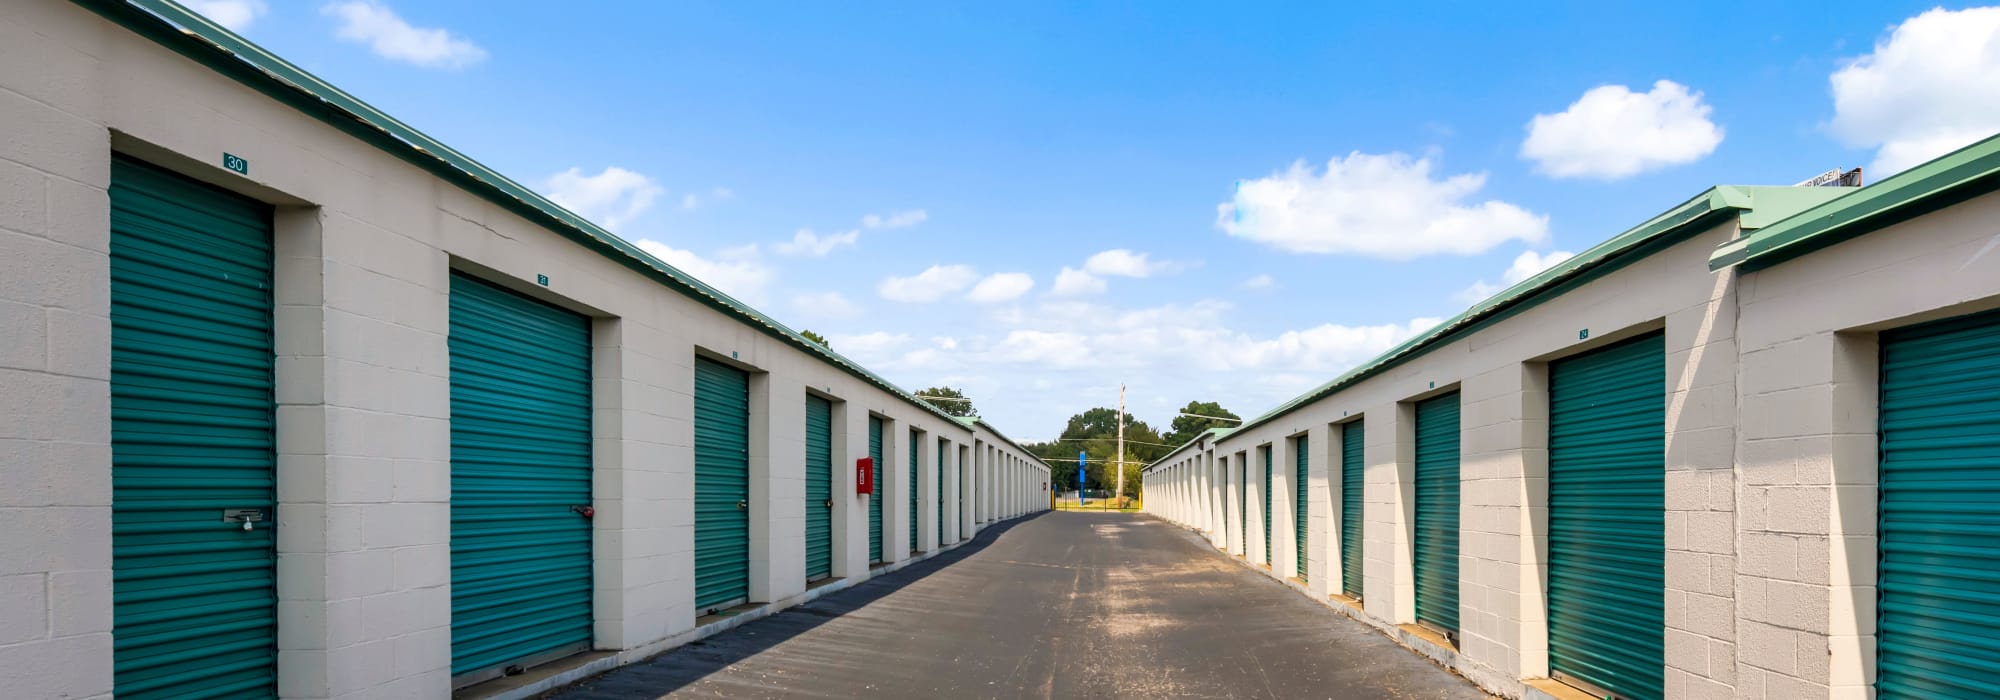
[78,0,969,426]
[1711,132,2000,271]
[1221,185,1829,443]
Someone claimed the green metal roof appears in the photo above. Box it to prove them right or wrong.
[78,0,973,428]
[1220,185,1846,444]
[1712,131,2000,271]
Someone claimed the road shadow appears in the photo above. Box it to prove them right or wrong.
[545,512,1052,699]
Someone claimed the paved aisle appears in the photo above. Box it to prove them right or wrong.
[547,512,1490,699]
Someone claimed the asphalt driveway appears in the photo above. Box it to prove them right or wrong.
[545,512,1490,699]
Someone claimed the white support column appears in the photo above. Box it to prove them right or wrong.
[831,404,862,581]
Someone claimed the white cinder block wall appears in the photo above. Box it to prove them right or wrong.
[0,3,1054,699]
[1732,189,2000,699]
[1141,176,2000,700]
[1151,208,1746,696]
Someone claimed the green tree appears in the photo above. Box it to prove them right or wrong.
[799,329,830,348]
[1164,400,1240,445]
[916,386,975,417]
[1031,407,1169,500]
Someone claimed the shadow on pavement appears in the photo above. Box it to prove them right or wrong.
[547,512,1051,699]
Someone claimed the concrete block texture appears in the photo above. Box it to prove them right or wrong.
[1145,189,2000,698]
[21,1,2000,698]
[0,4,1054,698]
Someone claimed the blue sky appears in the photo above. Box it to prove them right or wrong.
[189,0,2000,440]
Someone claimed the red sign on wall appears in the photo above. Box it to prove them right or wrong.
[856,457,874,495]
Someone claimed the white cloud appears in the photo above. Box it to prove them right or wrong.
[826,331,910,357]
[1829,7,2000,175]
[833,295,1447,439]
[1051,267,1107,296]
[1455,249,1576,305]
[1241,274,1277,291]
[774,228,860,257]
[1218,317,1443,372]
[1217,152,1548,260]
[633,239,771,305]
[876,299,1439,395]
[862,210,928,229]
[681,188,734,210]
[185,0,268,31]
[791,291,860,319]
[878,264,979,303]
[967,272,1035,303]
[322,1,487,69]
[543,166,663,231]
[1082,249,1190,278]
[1521,80,1724,179]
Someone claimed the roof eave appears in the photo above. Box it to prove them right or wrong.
[1220,186,1763,443]
[1712,131,2000,272]
[79,0,970,426]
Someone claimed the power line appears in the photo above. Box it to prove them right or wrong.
[1032,437,1182,449]
[1176,412,1242,423]
[1042,457,1148,465]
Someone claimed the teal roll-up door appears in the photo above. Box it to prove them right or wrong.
[869,417,885,563]
[1341,420,1365,599]
[694,357,751,612]
[1414,393,1460,636]
[805,396,834,582]
[1238,458,1248,554]
[110,158,277,699]
[908,432,920,552]
[1878,310,2000,698]
[1548,333,1664,700]
[1263,447,1273,563]
[1296,436,1309,580]
[448,272,594,677]
[937,439,947,545]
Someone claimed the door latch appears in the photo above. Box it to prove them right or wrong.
[223,508,266,531]
[736,500,748,510]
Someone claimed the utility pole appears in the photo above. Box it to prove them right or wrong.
[1114,383,1126,506]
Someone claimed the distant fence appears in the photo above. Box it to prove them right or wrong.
[1055,491,1139,511]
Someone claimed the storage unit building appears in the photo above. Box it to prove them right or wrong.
[1,3,1057,697]
[1137,157,2000,700]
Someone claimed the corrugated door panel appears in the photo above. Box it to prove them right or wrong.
[694,357,751,611]
[805,396,834,582]
[1263,448,1273,563]
[1548,333,1664,700]
[937,439,946,545]
[964,452,972,540]
[1342,420,1365,598]
[1879,310,2000,698]
[1414,393,1460,635]
[110,158,278,699]
[448,272,594,677]
[1296,436,1309,580]
[869,417,884,563]
[908,432,919,552]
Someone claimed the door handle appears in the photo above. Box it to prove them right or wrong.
[737,500,748,510]
[824,499,833,508]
